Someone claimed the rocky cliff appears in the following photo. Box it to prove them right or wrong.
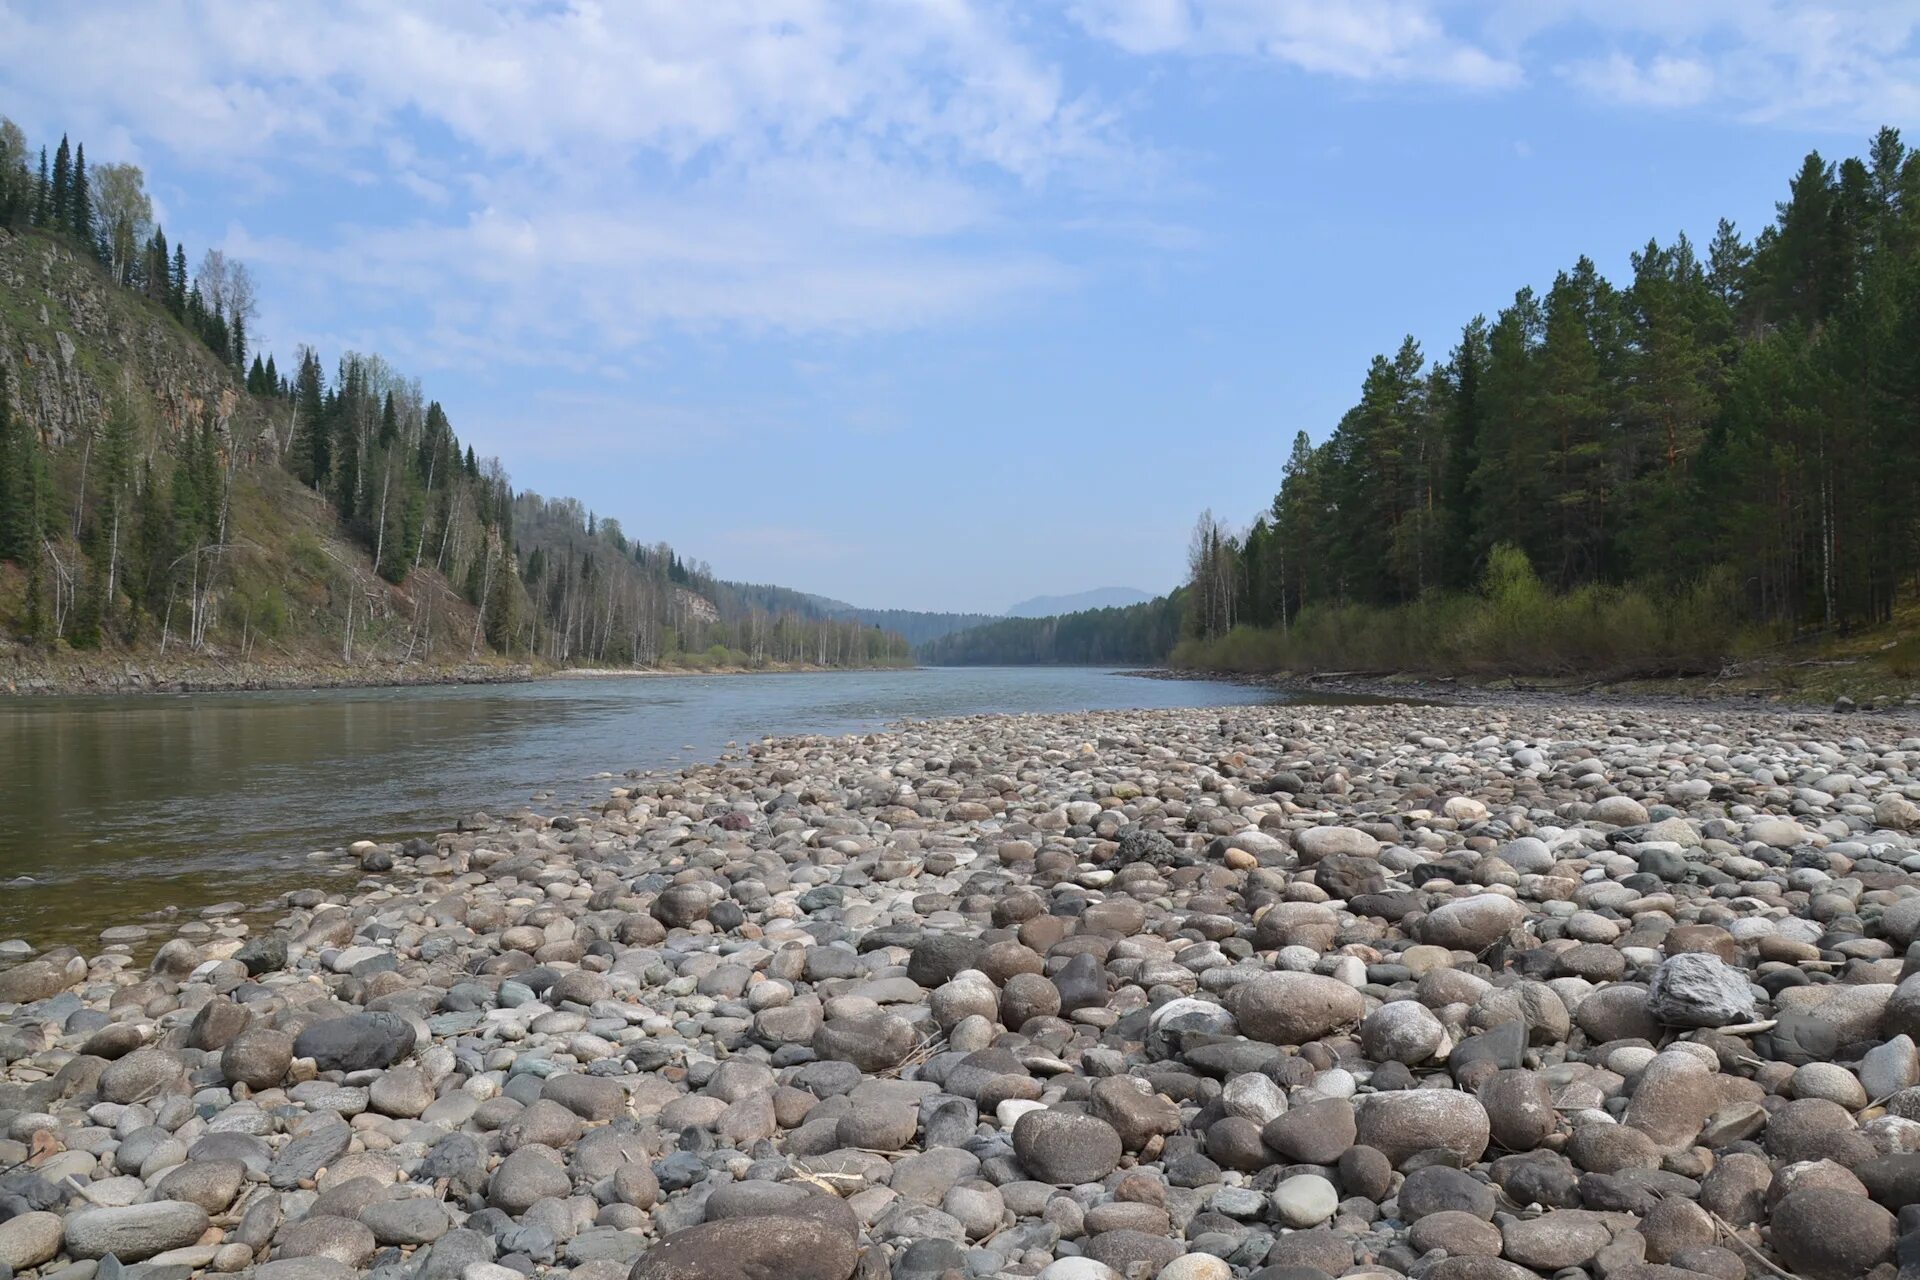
[0,231,271,458]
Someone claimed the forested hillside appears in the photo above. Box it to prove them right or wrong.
[1176,127,1920,682]
[717,581,998,647]
[920,592,1184,666]
[0,121,907,680]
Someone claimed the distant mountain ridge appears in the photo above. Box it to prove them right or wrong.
[1006,587,1152,618]
[714,582,998,647]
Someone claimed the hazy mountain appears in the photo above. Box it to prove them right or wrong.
[1006,587,1152,618]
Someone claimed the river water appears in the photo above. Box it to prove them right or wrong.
[0,667,1340,947]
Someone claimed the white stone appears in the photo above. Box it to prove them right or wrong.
[1221,1073,1287,1127]
[996,1099,1046,1129]
[1157,1255,1232,1280]
[1273,1174,1339,1227]
[1036,1261,1122,1280]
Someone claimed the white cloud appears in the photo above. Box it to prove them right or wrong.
[1489,1,1920,125]
[1068,0,1523,88]
[1565,52,1715,109]
[1071,0,1920,127]
[0,0,1112,360]
[5,0,1915,381]
[0,1,1107,178]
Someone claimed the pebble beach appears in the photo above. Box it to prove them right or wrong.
[5,699,1920,1280]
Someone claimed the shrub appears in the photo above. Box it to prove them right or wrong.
[1173,546,1760,679]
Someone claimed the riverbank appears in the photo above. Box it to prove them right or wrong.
[5,696,1920,1280]
[1144,663,1920,719]
[0,651,896,696]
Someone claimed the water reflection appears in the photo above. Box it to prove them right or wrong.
[0,668,1317,945]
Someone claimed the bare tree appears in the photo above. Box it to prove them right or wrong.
[196,249,229,314]
[92,162,152,286]
[0,118,31,227]
[1187,509,1237,641]
[222,260,258,330]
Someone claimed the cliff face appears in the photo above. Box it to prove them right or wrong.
[0,230,272,458]
[0,226,839,689]
[0,226,495,680]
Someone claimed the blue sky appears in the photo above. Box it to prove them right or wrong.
[4,1,1917,612]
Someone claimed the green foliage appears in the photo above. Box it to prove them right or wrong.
[921,592,1185,665]
[0,367,41,561]
[1888,635,1920,680]
[482,548,517,650]
[1179,126,1920,676]
[0,118,32,230]
[1173,547,1763,678]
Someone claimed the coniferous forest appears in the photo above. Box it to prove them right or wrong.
[1174,128,1920,678]
[0,120,910,672]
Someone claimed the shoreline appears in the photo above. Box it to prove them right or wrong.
[0,653,909,697]
[1141,663,1920,719]
[3,694,1917,1280]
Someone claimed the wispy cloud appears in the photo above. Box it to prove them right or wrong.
[1067,0,1524,89]
[0,0,1113,363]
[3,0,1911,382]
[1564,52,1715,109]
[1069,0,1920,127]
[1493,1,1920,126]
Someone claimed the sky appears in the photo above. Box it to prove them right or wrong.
[3,2,1918,613]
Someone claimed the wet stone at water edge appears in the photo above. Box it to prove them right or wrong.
[2,700,1920,1280]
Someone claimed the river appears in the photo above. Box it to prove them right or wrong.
[0,666,1355,947]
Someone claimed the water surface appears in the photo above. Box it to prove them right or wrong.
[0,667,1344,947]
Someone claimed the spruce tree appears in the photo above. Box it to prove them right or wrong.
[170,244,187,315]
[69,141,92,247]
[147,228,170,304]
[90,397,135,623]
[484,552,517,649]
[333,398,359,524]
[48,136,69,231]
[31,146,46,227]
[131,457,172,620]
[0,368,22,561]
[295,352,328,487]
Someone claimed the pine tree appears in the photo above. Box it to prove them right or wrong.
[1757,152,1840,328]
[1437,316,1488,588]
